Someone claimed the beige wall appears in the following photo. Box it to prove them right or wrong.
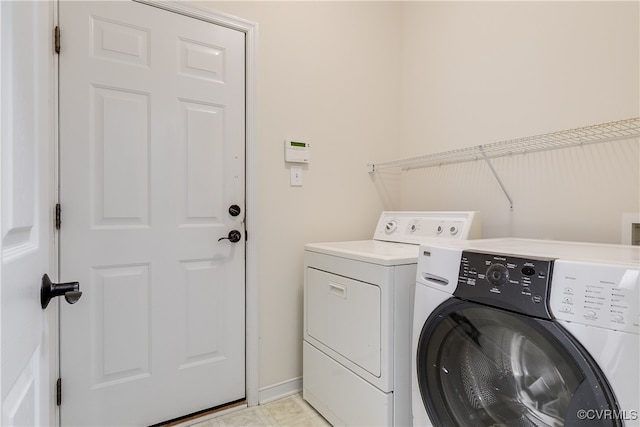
[199,1,639,393]
[397,1,639,241]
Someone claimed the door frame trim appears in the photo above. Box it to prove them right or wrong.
[52,0,260,417]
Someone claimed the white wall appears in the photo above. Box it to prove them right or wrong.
[397,1,639,242]
[199,0,639,395]
[200,1,403,392]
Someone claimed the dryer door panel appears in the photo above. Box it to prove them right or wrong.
[306,268,381,376]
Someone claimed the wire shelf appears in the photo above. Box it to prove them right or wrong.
[368,117,640,172]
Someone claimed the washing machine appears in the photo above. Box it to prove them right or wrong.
[303,211,481,426]
[412,238,639,427]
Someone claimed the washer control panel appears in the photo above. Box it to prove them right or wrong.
[373,211,480,244]
[455,250,555,319]
[550,260,639,334]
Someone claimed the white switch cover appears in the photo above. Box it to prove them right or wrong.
[290,166,303,186]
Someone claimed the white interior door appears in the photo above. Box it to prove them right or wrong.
[1,1,54,426]
[58,1,246,425]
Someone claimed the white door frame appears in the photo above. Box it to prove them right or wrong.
[51,0,259,419]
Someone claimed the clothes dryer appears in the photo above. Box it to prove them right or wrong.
[303,211,480,426]
[412,238,639,427]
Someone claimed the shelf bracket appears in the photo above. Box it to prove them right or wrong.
[479,146,514,210]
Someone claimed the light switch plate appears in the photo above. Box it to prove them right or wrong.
[290,166,303,186]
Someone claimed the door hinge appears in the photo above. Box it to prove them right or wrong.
[54,26,60,54]
[55,203,61,230]
[56,378,62,406]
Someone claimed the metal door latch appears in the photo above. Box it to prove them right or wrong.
[218,230,242,243]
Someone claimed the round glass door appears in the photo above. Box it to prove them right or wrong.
[416,299,620,427]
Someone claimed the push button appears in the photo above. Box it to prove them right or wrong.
[521,266,535,276]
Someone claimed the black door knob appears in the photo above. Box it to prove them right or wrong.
[41,274,82,309]
[218,230,242,243]
[229,204,241,217]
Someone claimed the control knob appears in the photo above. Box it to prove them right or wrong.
[385,220,398,234]
[486,263,509,286]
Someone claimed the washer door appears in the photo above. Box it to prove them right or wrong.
[416,299,621,427]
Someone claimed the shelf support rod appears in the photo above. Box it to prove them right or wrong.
[479,146,514,210]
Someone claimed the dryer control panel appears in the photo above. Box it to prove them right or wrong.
[455,250,555,319]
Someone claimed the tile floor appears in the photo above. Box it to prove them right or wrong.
[185,394,331,427]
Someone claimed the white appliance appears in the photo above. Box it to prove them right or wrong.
[303,211,481,426]
[412,238,639,427]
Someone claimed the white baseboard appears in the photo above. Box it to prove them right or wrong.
[257,377,302,405]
